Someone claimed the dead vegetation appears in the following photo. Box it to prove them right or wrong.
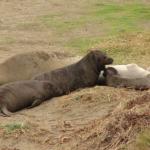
[0,85,149,150]
[62,91,150,150]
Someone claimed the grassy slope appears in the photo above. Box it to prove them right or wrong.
[1,0,149,65]
[37,1,149,59]
[36,0,150,65]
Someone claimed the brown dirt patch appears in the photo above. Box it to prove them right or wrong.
[0,86,149,150]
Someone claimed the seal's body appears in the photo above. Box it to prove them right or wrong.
[0,51,80,85]
[107,64,150,78]
[0,80,55,116]
[101,66,150,90]
[32,50,113,95]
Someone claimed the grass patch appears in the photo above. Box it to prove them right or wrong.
[67,32,150,65]
[129,129,150,150]
[1,122,28,134]
[40,2,150,35]
[95,3,150,33]
[4,0,149,65]
[63,2,150,53]
[103,33,150,64]
[99,32,150,65]
[40,14,86,33]
[17,22,44,31]
[66,37,101,53]
[109,3,150,34]
[0,37,16,44]
[136,129,150,150]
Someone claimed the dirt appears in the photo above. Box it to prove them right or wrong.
[0,86,149,150]
[0,0,150,150]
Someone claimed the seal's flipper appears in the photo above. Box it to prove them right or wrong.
[1,105,13,117]
[0,112,8,117]
[27,99,43,109]
[97,71,106,85]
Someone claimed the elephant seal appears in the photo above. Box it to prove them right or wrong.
[32,50,113,95]
[0,51,80,85]
[0,80,56,116]
[106,64,150,78]
[100,67,150,90]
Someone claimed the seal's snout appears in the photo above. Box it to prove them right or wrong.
[106,57,113,65]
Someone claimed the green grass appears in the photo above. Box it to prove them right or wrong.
[1,122,28,134]
[100,33,150,65]
[12,0,150,65]
[130,129,150,150]
[40,14,86,33]
[0,37,16,44]
[136,131,150,150]
[66,37,101,53]
[17,22,43,31]
[40,2,150,35]
[64,2,150,52]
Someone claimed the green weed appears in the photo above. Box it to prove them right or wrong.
[1,122,28,134]
[130,129,150,150]
[66,37,101,53]
[0,37,16,44]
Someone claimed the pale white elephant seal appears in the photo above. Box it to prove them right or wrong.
[106,64,150,78]
[98,64,150,90]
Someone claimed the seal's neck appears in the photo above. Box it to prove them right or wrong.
[78,53,102,75]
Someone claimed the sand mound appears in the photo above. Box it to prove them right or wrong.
[68,91,150,150]
[0,86,149,150]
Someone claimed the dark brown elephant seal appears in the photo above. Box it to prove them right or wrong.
[0,80,56,116]
[32,50,113,95]
[100,67,150,90]
[0,51,80,85]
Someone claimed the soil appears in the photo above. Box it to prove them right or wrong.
[0,86,149,150]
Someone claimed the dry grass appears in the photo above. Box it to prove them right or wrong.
[0,0,149,60]
[99,32,150,66]
[65,91,150,150]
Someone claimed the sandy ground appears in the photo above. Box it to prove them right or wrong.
[0,86,148,150]
[0,0,72,62]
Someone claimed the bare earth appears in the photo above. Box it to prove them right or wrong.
[0,0,150,150]
[0,86,149,150]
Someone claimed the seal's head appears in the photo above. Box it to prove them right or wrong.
[88,50,113,72]
[105,67,118,77]
[98,67,118,85]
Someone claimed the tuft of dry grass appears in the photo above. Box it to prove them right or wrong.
[98,32,150,66]
[63,90,150,150]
